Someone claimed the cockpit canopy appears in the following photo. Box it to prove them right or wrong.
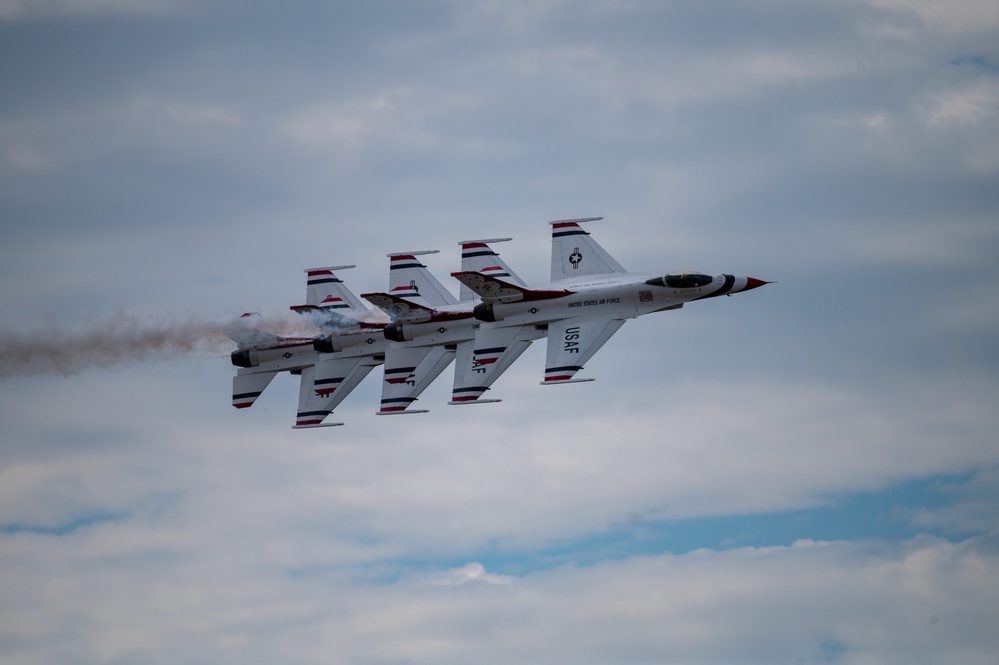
[646,272,714,289]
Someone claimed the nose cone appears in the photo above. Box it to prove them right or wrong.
[743,277,770,292]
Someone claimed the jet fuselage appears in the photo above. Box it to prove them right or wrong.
[473,272,765,326]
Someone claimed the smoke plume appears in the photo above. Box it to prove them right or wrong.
[0,311,316,378]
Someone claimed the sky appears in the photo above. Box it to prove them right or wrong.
[1,1,998,663]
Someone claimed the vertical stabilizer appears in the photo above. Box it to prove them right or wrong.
[387,251,458,307]
[291,265,371,329]
[457,237,525,301]
[550,217,626,282]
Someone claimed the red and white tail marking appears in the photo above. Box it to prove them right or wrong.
[321,296,346,307]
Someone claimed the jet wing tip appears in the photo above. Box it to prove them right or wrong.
[548,217,603,225]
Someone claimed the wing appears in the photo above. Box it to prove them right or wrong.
[290,265,370,331]
[457,238,526,301]
[293,355,379,428]
[232,369,278,409]
[362,292,434,323]
[378,344,456,414]
[387,251,458,307]
[542,317,626,384]
[550,217,627,283]
[449,324,543,404]
[451,271,571,303]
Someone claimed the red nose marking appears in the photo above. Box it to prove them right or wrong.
[744,277,769,291]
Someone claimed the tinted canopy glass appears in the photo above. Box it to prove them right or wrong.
[649,272,713,288]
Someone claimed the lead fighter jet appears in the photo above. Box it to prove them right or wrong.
[452,217,769,385]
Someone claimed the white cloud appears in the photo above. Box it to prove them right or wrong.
[130,97,242,131]
[419,562,514,586]
[2,2,998,663]
[923,79,999,127]
[0,96,243,176]
[0,0,182,21]
[282,95,398,147]
[3,357,996,558]
[2,527,996,664]
[870,0,999,33]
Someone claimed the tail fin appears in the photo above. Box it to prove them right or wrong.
[550,217,626,282]
[290,265,370,331]
[387,251,458,308]
[457,238,526,301]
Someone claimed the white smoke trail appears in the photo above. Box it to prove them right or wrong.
[0,311,319,378]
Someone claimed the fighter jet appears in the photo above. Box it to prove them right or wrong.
[360,239,541,413]
[228,266,385,428]
[360,250,463,415]
[452,217,770,385]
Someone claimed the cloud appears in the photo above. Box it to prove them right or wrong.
[419,562,514,586]
[1,95,244,177]
[0,0,182,21]
[2,1,998,663]
[902,469,999,535]
[2,524,997,664]
[4,357,996,559]
[871,0,999,33]
[925,81,999,126]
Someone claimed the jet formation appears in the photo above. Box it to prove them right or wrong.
[227,218,770,427]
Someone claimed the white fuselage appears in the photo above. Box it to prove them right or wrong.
[234,328,387,374]
[381,301,478,346]
[479,272,750,326]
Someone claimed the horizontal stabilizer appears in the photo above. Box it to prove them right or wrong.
[362,292,434,322]
[232,370,278,408]
[292,422,344,428]
[224,313,282,347]
[451,271,572,303]
[289,305,364,331]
